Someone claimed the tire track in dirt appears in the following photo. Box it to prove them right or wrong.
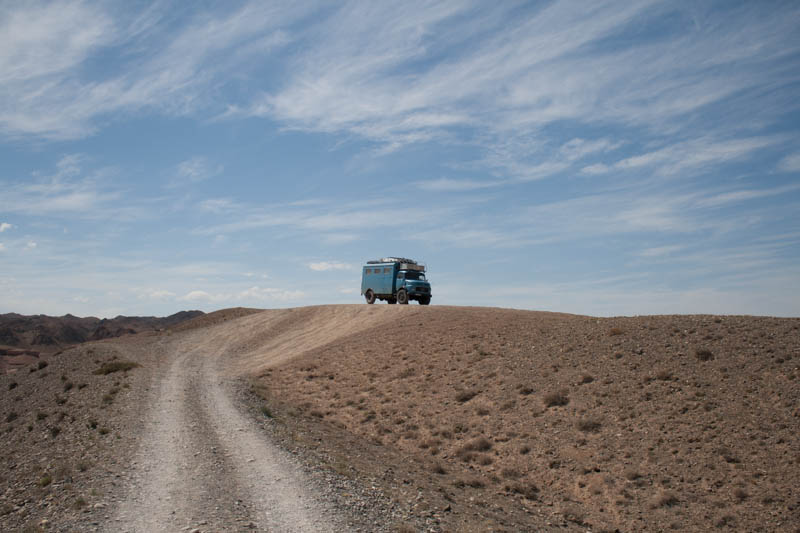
[107,331,341,532]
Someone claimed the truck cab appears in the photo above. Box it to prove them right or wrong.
[361,257,432,305]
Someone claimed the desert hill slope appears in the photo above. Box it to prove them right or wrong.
[211,305,800,531]
[1,305,798,532]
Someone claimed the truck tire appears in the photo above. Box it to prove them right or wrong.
[419,297,430,305]
[397,289,408,305]
[365,290,376,304]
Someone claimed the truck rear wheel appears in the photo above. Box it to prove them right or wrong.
[419,297,430,305]
[397,289,409,305]
[365,290,376,304]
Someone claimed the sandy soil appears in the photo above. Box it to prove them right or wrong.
[2,304,799,532]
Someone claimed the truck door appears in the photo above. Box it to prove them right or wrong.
[396,272,405,293]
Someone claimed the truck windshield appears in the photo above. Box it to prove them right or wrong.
[404,271,425,280]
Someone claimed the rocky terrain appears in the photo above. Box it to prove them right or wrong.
[0,311,203,374]
[1,305,798,532]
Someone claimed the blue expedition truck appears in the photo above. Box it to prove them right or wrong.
[361,257,432,305]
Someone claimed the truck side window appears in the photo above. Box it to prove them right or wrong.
[384,267,390,273]
[398,273,404,279]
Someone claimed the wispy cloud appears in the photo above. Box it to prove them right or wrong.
[180,286,303,303]
[168,156,223,188]
[0,222,11,232]
[0,155,144,219]
[0,2,307,139]
[308,261,353,272]
[778,153,800,173]
[638,245,684,258]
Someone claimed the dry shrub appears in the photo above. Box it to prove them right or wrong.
[576,417,602,433]
[93,361,140,375]
[454,477,485,489]
[506,481,539,500]
[624,469,642,481]
[609,327,624,336]
[430,462,447,475]
[655,370,673,381]
[462,437,492,452]
[455,390,478,402]
[652,490,679,508]
[695,348,714,361]
[543,390,569,407]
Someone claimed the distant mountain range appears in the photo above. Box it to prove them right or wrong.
[0,310,204,355]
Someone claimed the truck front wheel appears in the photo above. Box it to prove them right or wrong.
[397,289,409,305]
[365,290,376,304]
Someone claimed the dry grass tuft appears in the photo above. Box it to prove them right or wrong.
[651,490,679,508]
[576,417,602,433]
[455,389,478,403]
[609,327,624,336]
[454,476,485,489]
[506,481,539,500]
[543,390,569,407]
[695,348,714,361]
[92,360,140,375]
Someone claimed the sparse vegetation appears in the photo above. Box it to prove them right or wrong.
[455,389,478,402]
[38,474,52,487]
[543,390,569,407]
[609,327,624,336]
[454,476,485,489]
[733,488,749,502]
[93,360,140,375]
[430,462,447,475]
[652,490,679,508]
[506,481,539,500]
[696,348,714,361]
[260,405,273,418]
[576,417,602,433]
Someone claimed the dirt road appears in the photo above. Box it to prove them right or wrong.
[107,328,343,532]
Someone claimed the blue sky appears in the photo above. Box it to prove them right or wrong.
[1,1,799,318]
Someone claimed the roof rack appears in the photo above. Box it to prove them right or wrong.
[365,257,425,272]
[366,257,417,265]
